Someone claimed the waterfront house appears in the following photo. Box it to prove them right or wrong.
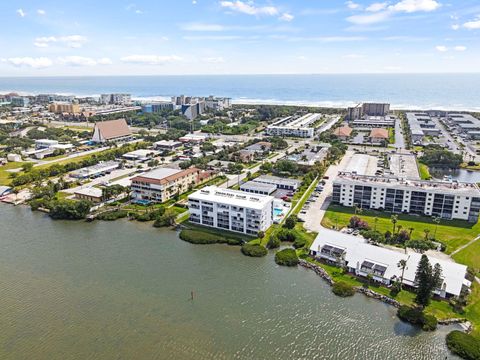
[310,228,471,298]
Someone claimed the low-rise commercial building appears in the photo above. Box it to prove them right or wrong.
[35,139,59,150]
[254,175,301,191]
[154,140,182,151]
[74,187,103,203]
[240,181,276,195]
[49,102,80,114]
[266,113,321,138]
[70,161,119,179]
[131,167,201,203]
[122,149,158,162]
[332,172,480,222]
[310,228,470,298]
[188,186,274,235]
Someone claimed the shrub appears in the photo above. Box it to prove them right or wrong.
[284,215,298,229]
[266,234,281,249]
[277,229,296,242]
[153,208,176,227]
[241,244,268,257]
[293,236,306,249]
[179,229,242,245]
[332,281,355,297]
[446,331,480,360]
[96,210,128,221]
[349,216,369,230]
[397,306,437,331]
[275,248,299,266]
[360,229,384,243]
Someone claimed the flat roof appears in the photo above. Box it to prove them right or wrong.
[74,187,103,198]
[135,167,180,180]
[335,172,480,196]
[240,181,277,193]
[268,113,321,130]
[310,228,468,296]
[189,186,273,210]
[255,175,301,187]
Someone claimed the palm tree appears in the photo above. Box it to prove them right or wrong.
[424,228,430,241]
[391,214,398,234]
[397,224,403,234]
[432,217,441,240]
[374,217,379,231]
[397,258,408,289]
[408,227,415,238]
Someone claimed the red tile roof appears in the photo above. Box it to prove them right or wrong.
[369,128,389,139]
[333,126,353,137]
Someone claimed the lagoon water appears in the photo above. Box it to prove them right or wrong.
[0,205,461,359]
[1,74,480,111]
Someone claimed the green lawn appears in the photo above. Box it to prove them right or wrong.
[0,162,31,185]
[322,204,480,254]
[453,239,480,272]
[303,256,465,321]
[417,162,432,180]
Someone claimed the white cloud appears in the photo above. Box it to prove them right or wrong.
[16,9,26,17]
[3,57,52,69]
[37,9,46,15]
[389,0,440,13]
[192,0,197,4]
[454,45,466,51]
[451,24,460,30]
[279,13,294,22]
[220,1,279,16]
[126,3,143,14]
[435,45,448,52]
[347,11,391,24]
[34,35,88,48]
[120,55,183,65]
[366,2,388,12]
[347,0,440,25]
[202,57,225,63]
[182,23,225,31]
[58,56,98,66]
[346,1,361,10]
[343,53,365,58]
[463,18,480,30]
[97,57,113,65]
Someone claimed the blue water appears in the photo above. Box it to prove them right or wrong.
[273,208,283,216]
[1,74,479,111]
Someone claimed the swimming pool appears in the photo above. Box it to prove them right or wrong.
[273,208,283,217]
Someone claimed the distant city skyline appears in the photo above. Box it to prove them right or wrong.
[0,0,479,76]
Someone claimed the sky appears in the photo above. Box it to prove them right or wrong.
[0,0,479,76]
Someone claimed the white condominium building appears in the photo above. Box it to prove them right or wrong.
[266,113,321,138]
[188,186,274,235]
[332,172,480,222]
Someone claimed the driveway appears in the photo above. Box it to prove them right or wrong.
[303,150,355,232]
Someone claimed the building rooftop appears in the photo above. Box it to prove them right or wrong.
[310,228,468,297]
[94,119,131,140]
[369,128,389,139]
[240,180,277,193]
[189,186,274,210]
[268,113,321,130]
[74,187,103,198]
[333,126,352,137]
[336,171,480,196]
[255,175,301,187]
[132,167,199,185]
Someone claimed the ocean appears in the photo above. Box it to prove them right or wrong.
[0,73,479,111]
